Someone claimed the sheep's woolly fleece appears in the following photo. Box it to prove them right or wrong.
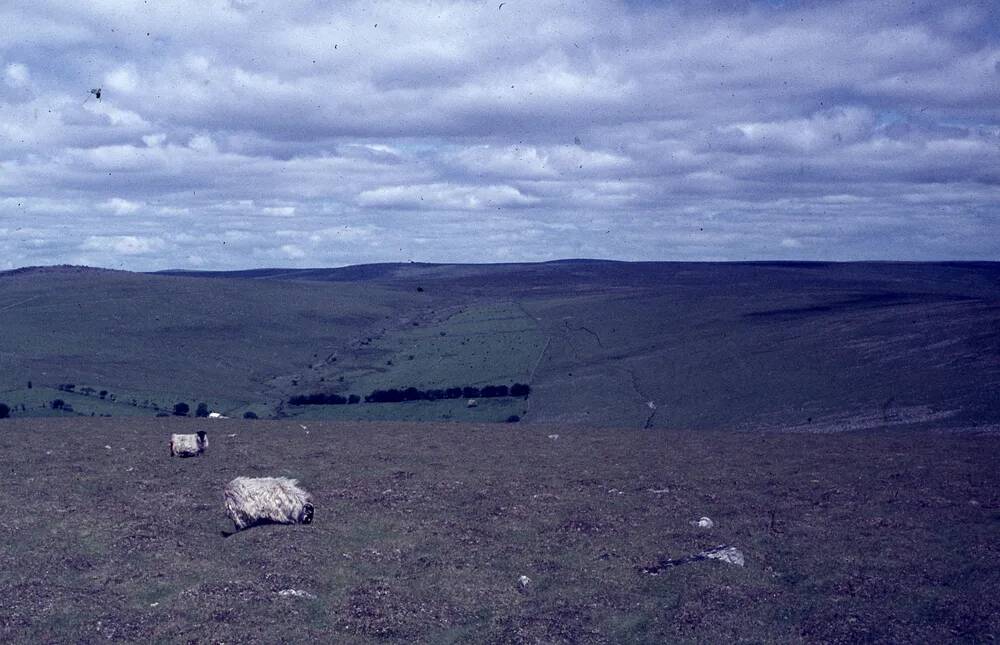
[170,433,207,457]
[224,476,314,531]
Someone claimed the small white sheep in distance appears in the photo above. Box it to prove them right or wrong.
[170,431,208,457]
[224,476,314,532]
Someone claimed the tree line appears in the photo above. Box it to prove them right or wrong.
[288,383,530,406]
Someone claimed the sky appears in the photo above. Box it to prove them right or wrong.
[1,0,998,270]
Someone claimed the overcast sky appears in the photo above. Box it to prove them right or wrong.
[1,0,998,270]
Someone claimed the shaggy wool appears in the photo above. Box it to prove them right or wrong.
[224,476,314,531]
[170,432,208,457]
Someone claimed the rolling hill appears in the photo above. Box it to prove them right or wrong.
[1,260,998,431]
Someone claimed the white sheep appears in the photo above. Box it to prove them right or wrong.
[224,476,314,531]
[170,431,208,457]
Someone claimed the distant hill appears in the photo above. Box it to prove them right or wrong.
[2,260,998,430]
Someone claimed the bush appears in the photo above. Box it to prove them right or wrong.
[173,402,190,416]
[506,415,520,423]
[348,394,360,404]
[0,403,9,419]
[50,399,65,410]
[289,393,349,405]
[243,411,258,419]
[195,402,210,418]
[367,389,405,403]
[362,384,524,404]
[510,383,531,397]
[156,412,170,417]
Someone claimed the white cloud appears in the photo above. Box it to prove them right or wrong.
[0,0,997,268]
[4,62,29,87]
[104,65,139,93]
[262,206,295,216]
[357,183,538,210]
[279,244,306,259]
[449,144,631,179]
[724,107,878,153]
[99,197,143,215]
[188,135,217,153]
[81,235,164,255]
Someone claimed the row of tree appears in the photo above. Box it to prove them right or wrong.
[288,383,531,406]
[287,393,362,406]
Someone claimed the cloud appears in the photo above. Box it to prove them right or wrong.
[279,244,306,259]
[4,63,29,88]
[0,0,997,269]
[357,183,538,210]
[81,235,164,255]
[99,197,143,215]
[104,65,138,94]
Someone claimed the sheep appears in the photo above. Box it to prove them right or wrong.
[224,476,314,532]
[170,431,208,457]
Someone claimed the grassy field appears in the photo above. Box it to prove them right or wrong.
[0,417,997,642]
[0,266,424,398]
[2,261,998,431]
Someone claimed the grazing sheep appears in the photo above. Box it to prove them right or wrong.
[170,431,208,457]
[224,476,314,531]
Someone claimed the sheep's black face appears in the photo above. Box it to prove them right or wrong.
[301,503,314,524]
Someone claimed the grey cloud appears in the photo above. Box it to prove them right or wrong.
[1,0,998,269]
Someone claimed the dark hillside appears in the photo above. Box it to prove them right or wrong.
[2,261,998,430]
[0,268,427,415]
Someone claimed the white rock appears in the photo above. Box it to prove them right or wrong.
[518,575,532,588]
[691,516,715,529]
[702,546,744,567]
[548,434,559,440]
[277,589,316,599]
